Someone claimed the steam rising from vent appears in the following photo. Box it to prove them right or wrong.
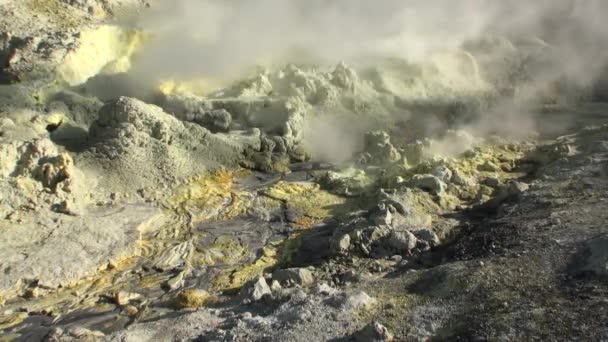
[133,0,608,84]
[103,0,608,160]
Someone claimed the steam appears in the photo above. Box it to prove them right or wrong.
[132,0,491,80]
[134,1,608,80]
[122,0,608,158]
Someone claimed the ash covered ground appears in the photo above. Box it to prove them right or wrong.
[1,1,608,341]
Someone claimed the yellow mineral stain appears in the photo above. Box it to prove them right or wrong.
[211,234,304,292]
[0,312,28,331]
[176,288,211,309]
[57,26,148,86]
[167,170,249,222]
[262,181,349,225]
[26,0,85,28]
[158,78,224,97]
[194,236,247,267]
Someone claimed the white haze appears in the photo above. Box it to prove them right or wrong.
[124,0,608,160]
[134,0,608,83]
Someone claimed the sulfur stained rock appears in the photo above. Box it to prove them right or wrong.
[177,288,211,309]
[114,291,141,306]
[0,205,161,297]
[358,131,402,165]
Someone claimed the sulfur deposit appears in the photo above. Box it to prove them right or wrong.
[1,1,608,341]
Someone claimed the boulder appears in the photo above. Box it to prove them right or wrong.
[409,174,446,196]
[273,268,315,288]
[240,276,272,302]
[388,230,418,253]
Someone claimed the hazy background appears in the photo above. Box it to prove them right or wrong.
[118,0,608,160]
[132,0,608,83]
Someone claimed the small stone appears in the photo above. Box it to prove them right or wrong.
[270,280,282,292]
[409,174,446,196]
[451,169,475,187]
[483,177,501,188]
[355,321,394,342]
[388,230,418,253]
[23,287,41,299]
[414,229,440,247]
[336,234,351,254]
[478,160,500,172]
[479,261,485,267]
[341,291,377,311]
[165,269,188,290]
[240,276,271,302]
[273,268,314,287]
[314,283,337,296]
[114,291,141,306]
[506,181,529,195]
[123,305,138,317]
[431,166,453,183]
[340,270,360,284]
[390,255,403,263]
[176,288,210,308]
[373,208,393,226]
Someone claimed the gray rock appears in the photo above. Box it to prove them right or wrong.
[0,205,161,296]
[240,276,272,302]
[270,280,282,292]
[273,268,315,287]
[339,291,377,311]
[431,166,453,183]
[483,180,530,209]
[314,283,338,296]
[409,174,446,196]
[372,207,393,226]
[506,180,530,196]
[388,230,418,253]
[190,109,232,132]
[483,176,501,188]
[358,131,402,165]
[451,169,475,187]
[414,229,440,247]
[355,321,394,342]
[335,233,351,254]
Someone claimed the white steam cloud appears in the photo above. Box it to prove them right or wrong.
[114,0,608,160]
[133,0,608,84]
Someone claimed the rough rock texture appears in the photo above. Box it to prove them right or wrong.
[84,96,261,194]
[2,1,608,341]
[240,276,272,302]
[0,204,160,295]
[273,268,315,288]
